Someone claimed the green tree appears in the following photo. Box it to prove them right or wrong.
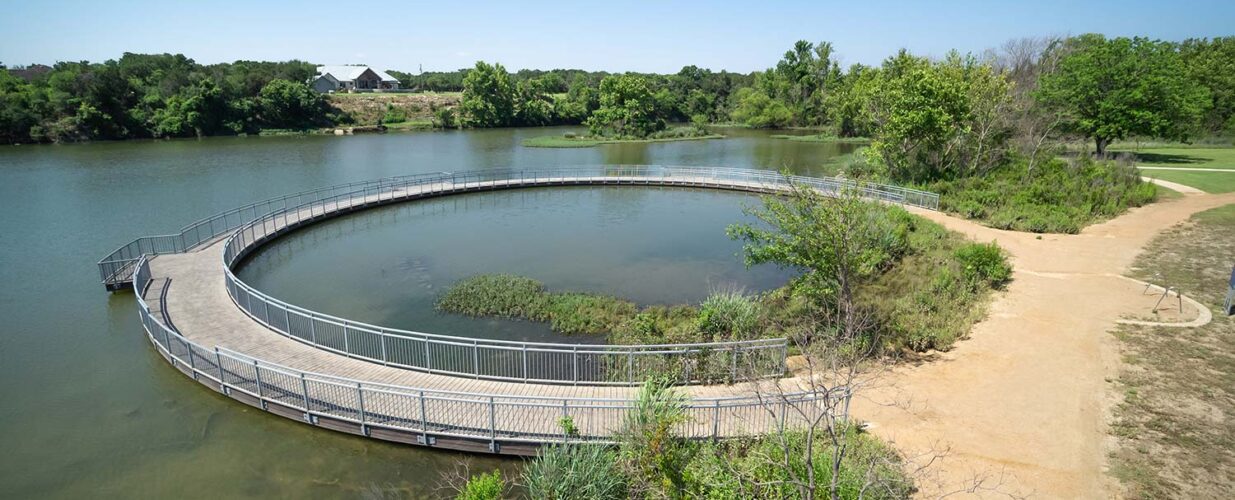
[586,74,664,138]
[727,183,911,305]
[1037,34,1210,155]
[863,51,1013,182]
[729,87,793,128]
[514,77,554,126]
[257,79,330,129]
[459,61,515,127]
[1180,37,1235,135]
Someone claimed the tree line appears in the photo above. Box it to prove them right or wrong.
[0,53,346,143]
[2,35,1231,150]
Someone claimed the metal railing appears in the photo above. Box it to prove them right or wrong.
[216,166,939,385]
[97,172,450,288]
[98,166,938,288]
[133,256,834,449]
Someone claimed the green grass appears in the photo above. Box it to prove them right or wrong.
[769,134,871,143]
[521,136,610,148]
[1112,146,1235,170]
[383,120,435,130]
[1110,202,1235,498]
[1145,170,1235,193]
[522,133,725,148]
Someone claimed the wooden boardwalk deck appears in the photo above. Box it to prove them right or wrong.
[127,169,935,454]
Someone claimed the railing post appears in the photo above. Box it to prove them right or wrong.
[342,323,350,355]
[473,339,480,379]
[627,349,634,384]
[356,383,367,435]
[561,400,569,443]
[424,337,433,373]
[309,314,317,344]
[419,390,429,442]
[187,345,197,380]
[488,396,497,452]
[253,359,265,408]
[712,400,721,440]
[380,332,388,366]
[284,307,291,335]
[215,347,226,392]
[731,345,739,382]
[522,344,528,382]
[572,345,579,385]
[300,373,311,414]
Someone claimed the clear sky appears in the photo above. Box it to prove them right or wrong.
[3,0,1232,73]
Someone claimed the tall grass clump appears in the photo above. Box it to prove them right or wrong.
[435,274,635,335]
[522,444,626,500]
[696,290,762,341]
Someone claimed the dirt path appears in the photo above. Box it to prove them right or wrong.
[853,191,1235,498]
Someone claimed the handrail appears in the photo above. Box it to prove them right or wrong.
[131,257,833,448]
[214,166,936,385]
[104,166,939,385]
[97,172,450,288]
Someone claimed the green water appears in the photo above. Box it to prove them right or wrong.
[0,126,856,498]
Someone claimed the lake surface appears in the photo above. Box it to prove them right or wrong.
[0,126,857,498]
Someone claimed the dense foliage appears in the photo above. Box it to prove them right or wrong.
[933,156,1157,233]
[513,379,912,500]
[1037,34,1211,155]
[0,53,342,142]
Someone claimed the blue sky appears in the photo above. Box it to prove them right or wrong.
[3,0,1231,73]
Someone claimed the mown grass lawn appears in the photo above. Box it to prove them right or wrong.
[1106,145,1235,193]
[1116,146,1235,170]
[1145,169,1235,193]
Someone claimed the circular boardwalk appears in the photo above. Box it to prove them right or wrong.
[112,166,939,455]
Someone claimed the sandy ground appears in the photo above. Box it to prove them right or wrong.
[851,190,1235,498]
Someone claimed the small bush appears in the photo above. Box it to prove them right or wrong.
[434,107,457,128]
[455,470,503,500]
[381,104,408,124]
[523,445,626,500]
[696,291,762,340]
[954,242,1012,289]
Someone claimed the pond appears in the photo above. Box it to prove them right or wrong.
[236,186,796,344]
[0,126,858,498]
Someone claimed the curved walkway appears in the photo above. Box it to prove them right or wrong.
[132,167,934,454]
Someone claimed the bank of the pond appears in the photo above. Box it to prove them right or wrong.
[436,206,1010,355]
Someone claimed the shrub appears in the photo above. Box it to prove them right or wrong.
[680,428,912,499]
[435,107,457,128]
[934,156,1157,233]
[523,445,626,500]
[618,377,695,496]
[954,242,1012,289]
[381,104,407,124]
[455,470,503,500]
[696,290,762,340]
